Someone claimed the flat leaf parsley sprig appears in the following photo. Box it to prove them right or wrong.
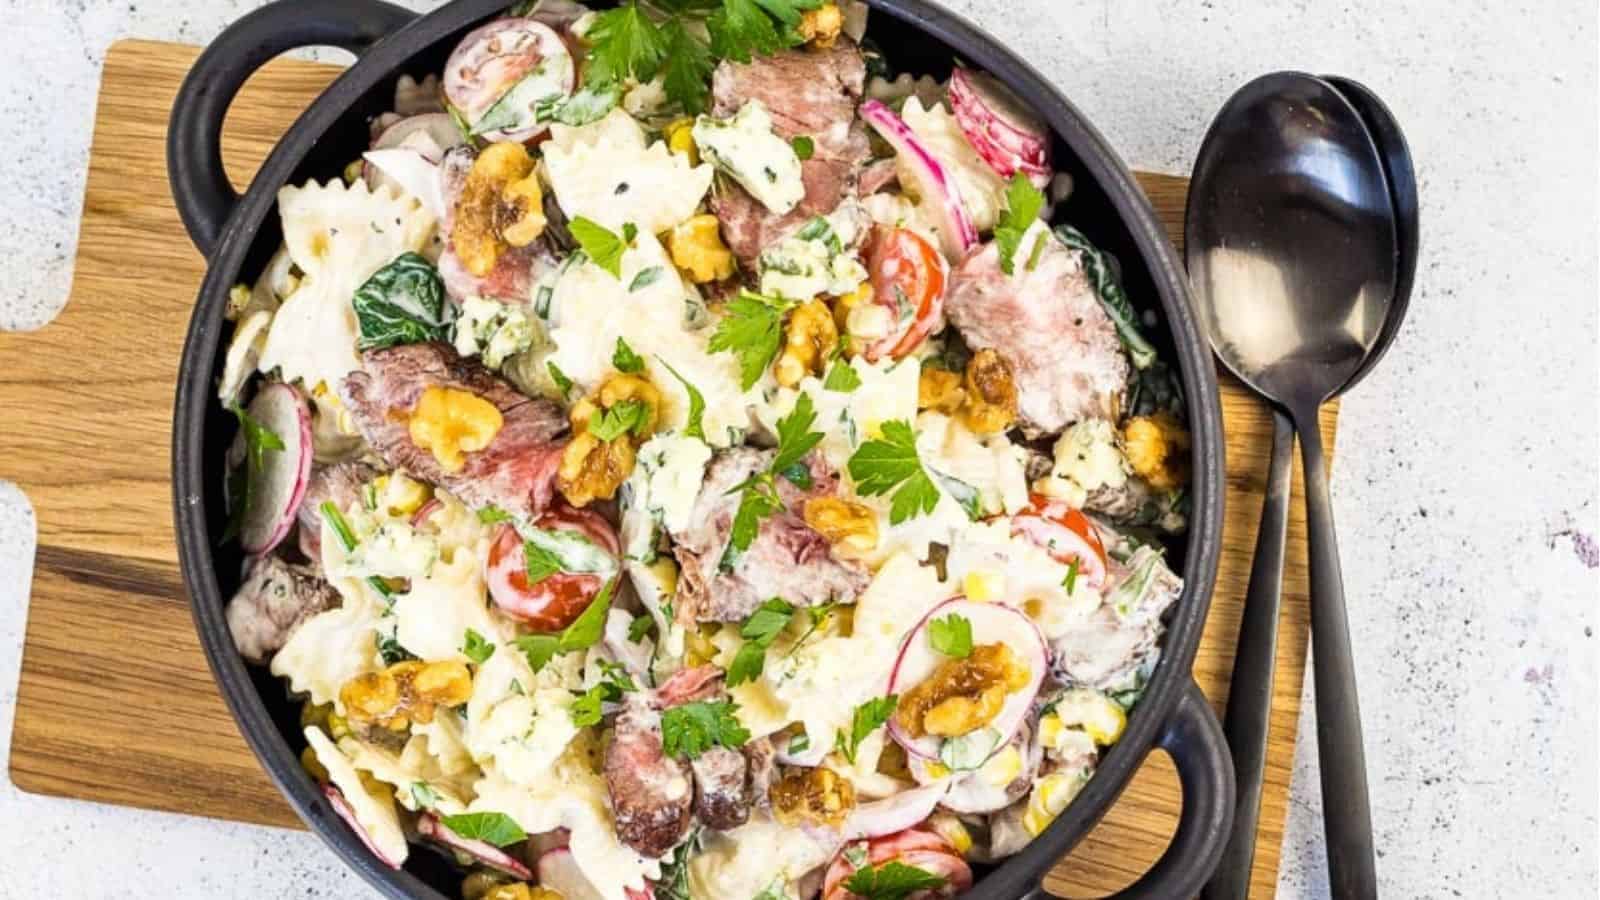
[720,392,825,568]
[584,0,826,115]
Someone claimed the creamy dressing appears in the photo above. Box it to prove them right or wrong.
[693,101,807,215]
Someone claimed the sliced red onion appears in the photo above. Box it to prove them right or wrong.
[886,599,1049,761]
[536,847,606,900]
[948,68,1052,188]
[322,784,403,871]
[240,382,313,555]
[842,781,950,840]
[409,498,442,527]
[417,812,534,880]
[860,99,977,262]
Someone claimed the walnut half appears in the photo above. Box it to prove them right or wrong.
[452,141,547,277]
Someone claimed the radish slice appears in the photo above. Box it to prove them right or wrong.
[860,99,977,262]
[239,382,313,555]
[444,18,574,142]
[842,781,950,839]
[417,812,534,880]
[886,599,1048,761]
[323,785,403,870]
[948,68,1052,188]
[822,831,969,900]
[371,113,463,160]
[409,498,442,527]
[537,847,611,900]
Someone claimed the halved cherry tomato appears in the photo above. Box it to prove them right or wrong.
[485,504,619,632]
[862,226,947,362]
[1010,494,1110,590]
[822,829,972,900]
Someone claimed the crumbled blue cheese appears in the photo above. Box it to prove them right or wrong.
[634,433,713,537]
[334,511,440,580]
[692,101,805,215]
[1036,418,1129,507]
[453,296,536,369]
[757,210,869,300]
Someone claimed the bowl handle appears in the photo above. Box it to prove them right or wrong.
[166,0,417,256]
[1024,681,1237,900]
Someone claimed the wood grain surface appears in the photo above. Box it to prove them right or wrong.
[2,40,1336,899]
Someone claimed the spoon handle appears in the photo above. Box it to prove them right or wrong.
[1293,406,1377,899]
[1202,408,1294,900]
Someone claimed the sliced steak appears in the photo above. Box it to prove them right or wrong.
[295,460,381,558]
[671,448,869,623]
[226,556,338,665]
[339,342,567,519]
[708,41,872,266]
[604,696,694,858]
[744,736,777,810]
[656,664,725,708]
[691,745,751,831]
[945,234,1130,436]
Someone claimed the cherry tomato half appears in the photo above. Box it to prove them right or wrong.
[822,829,972,900]
[862,227,947,362]
[485,504,619,633]
[1010,494,1110,590]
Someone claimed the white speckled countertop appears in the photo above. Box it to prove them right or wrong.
[1,0,1595,896]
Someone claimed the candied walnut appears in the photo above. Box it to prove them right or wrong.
[895,643,1032,739]
[1123,411,1191,492]
[409,385,504,473]
[802,497,878,554]
[667,214,734,283]
[961,349,1018,435]
[831,282,874,351]
[775,299,840,388]
[558,430,637,507]
[770,766,856,827]
[918,366,966,413]
[340,660,473,731]
[452,141,547,277]
[798,2,844,49]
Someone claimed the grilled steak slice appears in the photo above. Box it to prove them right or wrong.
[691,745,751,831]
[227,555,338,665]
[708,41,872,266]
[295,460,381,558]
[339,342,567,519]
[670,448,868,623]
[605,696,695,858]
[945,233,1129,436]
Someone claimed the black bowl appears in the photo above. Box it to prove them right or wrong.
[169,1,1233,897]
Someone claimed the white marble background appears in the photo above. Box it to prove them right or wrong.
[0,0,1595,897]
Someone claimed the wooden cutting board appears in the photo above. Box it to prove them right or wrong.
[2,39,1335,899]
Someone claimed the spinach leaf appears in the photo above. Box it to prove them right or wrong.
[1052,226,1156,370]
[352,253,454,350]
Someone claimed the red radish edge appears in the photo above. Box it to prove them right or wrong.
[1010,514,1108,590]
[322,784,403,871]
[860,100,978,261]
[885,598,1048,761]
[442,18,575,143]
[371,112,463,161]
[538,846,626,900]
[417,812,533,880]
[409,498,442,527]
[241,382,313,555]
[948,68,1052,188]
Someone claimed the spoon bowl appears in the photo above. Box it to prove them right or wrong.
[1187,72,1396,408]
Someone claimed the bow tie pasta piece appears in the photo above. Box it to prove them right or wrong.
[259,179,438,393]
[543,109,714,235]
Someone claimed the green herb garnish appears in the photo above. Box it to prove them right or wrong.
[847,419,940,524]
[661,699,751,759]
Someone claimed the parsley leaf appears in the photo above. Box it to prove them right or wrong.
[708,0,784,62]
[569,685,607,727]
[770,391,824,474]
[661,699,751,759]
[462,629,495,664]
[835,695,898,765]
[589,398,652,440]
[725,476,781,564]
[727,641,769,687]
[708,290,793,390]
[656,356,707,441]
[628,613,656,643]
[513,633,559,673]
[438,812,527,848]
[223,403,286,541]
[823,359,862,392]
[660,17,717,114]
[995,173,1046,275]
[743,597,797,645]
[1063,558,1080,594]
[477,505,513,524]
[629,266,665,293]
[523,541,564,585]
[570,216,629,278]
[613,336,645,373]
[842,860,947,900]
[513,579,616,672]
[546,361,575,398]
[584,2,668,86]
[791,135,815,160]
[847,420,940,524]
[928,614,973,658]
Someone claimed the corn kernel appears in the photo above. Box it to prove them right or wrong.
[664,117,699,165]
[1025,770,1087,835]
[979,744,1023,788]
[667,214,735,283]
[1053,689,1127,746]
[373,473,431,517]
[921,761,951,780]
[963,570,1005,603]
[1038,712,1064,750]
[408,386,504,473]
[927,812,973,856]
